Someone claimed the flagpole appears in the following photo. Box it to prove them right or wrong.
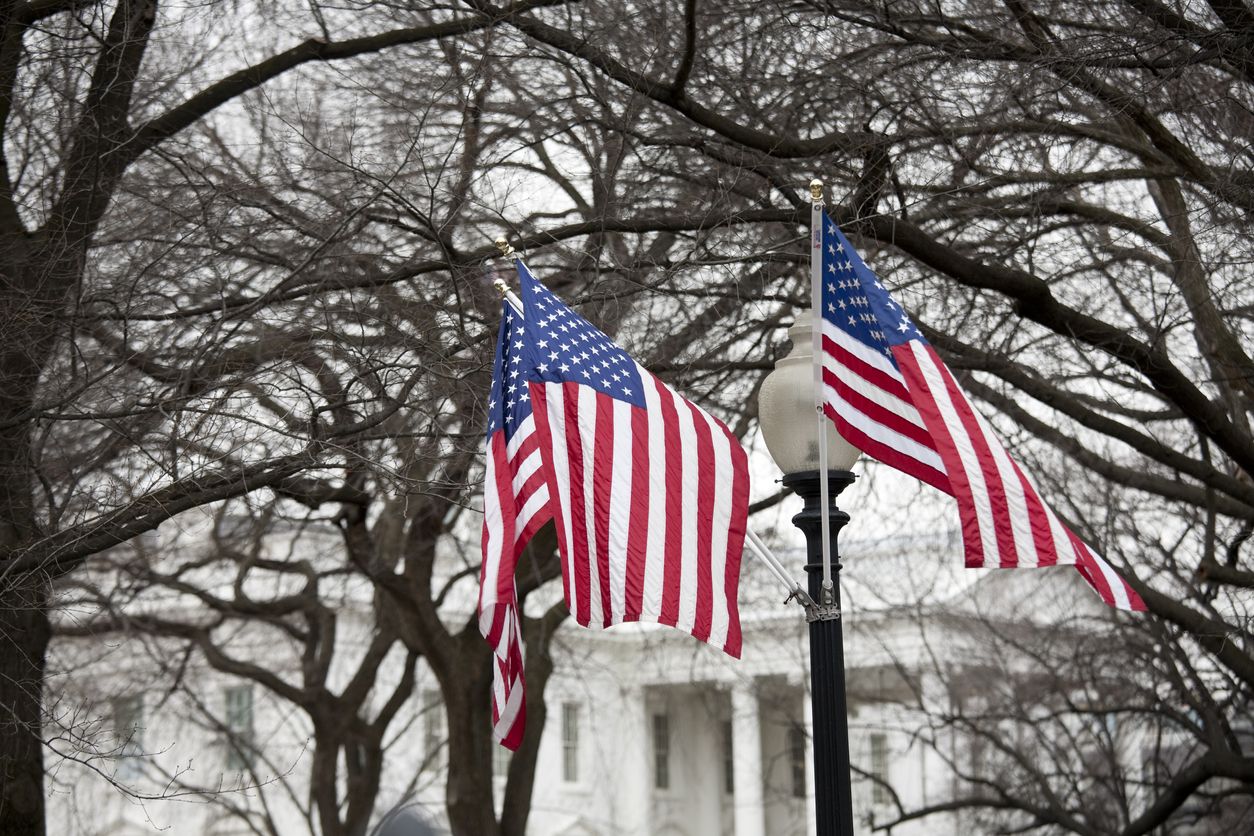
[745,529,815,608]
[796,179,856,836]
[809,180,835,603]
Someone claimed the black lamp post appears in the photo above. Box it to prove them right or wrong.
[758,311,859,836]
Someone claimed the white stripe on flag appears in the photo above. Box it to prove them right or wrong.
[699,407,733,650]
[673,384,700,635]
[607,397,634,624]
[908,342,1000,565]
[544,383,579,621]
[641,374,668,618]
[480,443,506,611]
[1013,456,1081,570]
[578,383,603,627]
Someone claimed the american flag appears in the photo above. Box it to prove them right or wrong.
[815,208,1145,611]
[480,300,553,750]
[480,262,751,749]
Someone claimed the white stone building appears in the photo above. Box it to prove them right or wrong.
[46,527,1123,836]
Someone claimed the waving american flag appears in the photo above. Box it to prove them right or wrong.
[815,207,1145,612]
[480,261,750,749]
[480,300,552,750]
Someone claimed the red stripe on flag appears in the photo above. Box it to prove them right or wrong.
[723,424,749,658]
[656,377,684,628]
[1072,538,1146,611]
[513,468,547,512]
[687,399,716,644]
[624,405,651,619]
[483,607,502,648]
[517,505,551,547]
[487,431,517,603]
[529,384,573,611]
[511,430,542,468]
[592,394,616,627]
[1007,457,1059,568]
[928,347,1020,567]
[562,383,592,626]
[894,344,988,568]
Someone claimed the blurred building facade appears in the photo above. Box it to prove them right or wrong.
[46,532,1129,836]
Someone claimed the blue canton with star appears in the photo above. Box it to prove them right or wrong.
[819,209,924,363]
[486,300,535,443]
[515,263,646,408]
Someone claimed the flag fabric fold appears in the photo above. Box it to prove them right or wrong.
[480,302,554,749]
[814,208,1145,612]
[480,262,751,749]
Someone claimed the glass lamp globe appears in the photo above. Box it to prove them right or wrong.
[758,309,860,475]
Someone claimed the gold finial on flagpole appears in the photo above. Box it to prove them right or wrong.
[809,178,824,203]
[491,237,521,307]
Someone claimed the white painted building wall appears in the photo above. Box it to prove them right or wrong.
[47,609,968,835]
[46,535,1117,836]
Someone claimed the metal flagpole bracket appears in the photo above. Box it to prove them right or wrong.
[785,586,819,611]
[803,599,842,623]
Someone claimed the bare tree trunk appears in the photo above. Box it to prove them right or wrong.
[500,603,566,836]
[0,576,50,836]
[436,605,565,836]
[0,239,53,836]
[441,638,500,836]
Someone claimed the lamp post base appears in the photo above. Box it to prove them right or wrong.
[782,470,856,836]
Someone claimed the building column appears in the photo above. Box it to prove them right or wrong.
[802,681,822,836]
[807,691,817,836]
[614,685,653,836]
[731,681,766,836]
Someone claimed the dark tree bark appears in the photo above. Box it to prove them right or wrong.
[0,577,49,833]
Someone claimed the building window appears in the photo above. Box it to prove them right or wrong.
[652,713,670,790]
[789,726,807,799]
[967,734,986,777]
[562,702,580,782]
[224,685,254,770]
[870,732,890,805]
[112,695,144,780]
[722,720,734,795]
[423,689,444,771]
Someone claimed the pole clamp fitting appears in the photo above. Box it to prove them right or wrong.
[804,602,842,623]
